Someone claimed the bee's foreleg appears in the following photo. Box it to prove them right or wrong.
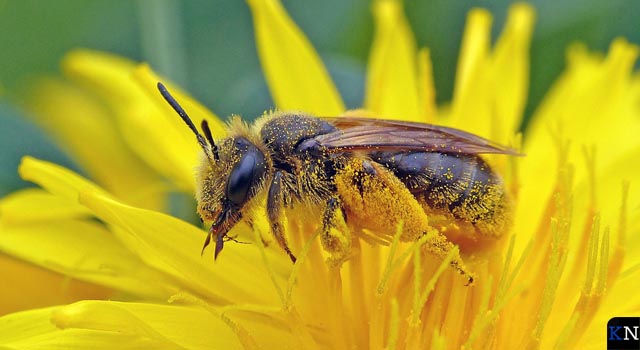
[201,230,212,256]
[245,217,270,247]
[267,170,297,263]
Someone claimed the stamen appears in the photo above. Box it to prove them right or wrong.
[503,233,534,296]
[405,240,459,348]
[376,223,404,294]
[252,227,285,307]
[414,247,457,325]
[218,303,318,349]
[582,145,597,205]
[369,295,386,350]
[327,265,350,349]
[285,231,319,310]
[411,239,422,327]
[607,181,629,287]
[619,262,640,280]
[219,304,282,316]
[169,291,260,350]
[347,238,369,347]
[438,263,469,349]
[218,313,260,350]
[566,146,598,279]
[496,235,516,299]
[463,274,494,348]
[386,299,400,350]
[583,214,600,295]
[531,217,569,344]
[465,279,528,349]
[253,226,318,348]
[596,226,610,294]
[371,224,407,350]
[431,330,447,350]
[518,131,574,337]
[556,213,609,348]
[554,312,580,349]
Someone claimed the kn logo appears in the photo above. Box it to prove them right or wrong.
[608,317,640,350]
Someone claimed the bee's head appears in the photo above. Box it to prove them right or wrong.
[195,135,268,235]
[157,82,268,259]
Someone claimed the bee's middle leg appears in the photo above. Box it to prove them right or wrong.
[267,171,297,263]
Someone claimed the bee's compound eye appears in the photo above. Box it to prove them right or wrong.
[227,150,265,206]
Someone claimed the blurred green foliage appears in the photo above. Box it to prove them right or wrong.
[0,104,80,196]
[0,0,638,196]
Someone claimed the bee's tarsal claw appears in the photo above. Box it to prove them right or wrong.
[214,232,225,260]
[201,232,212,256]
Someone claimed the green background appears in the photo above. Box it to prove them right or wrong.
[1,0,638,197]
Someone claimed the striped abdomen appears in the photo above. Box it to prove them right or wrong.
[372,151,509,237]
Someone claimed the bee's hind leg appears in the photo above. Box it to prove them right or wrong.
[267,171,297,263]
[335,159,475,284]
[321,196,352,265]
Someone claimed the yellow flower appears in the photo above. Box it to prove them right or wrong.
[1,1,639,350]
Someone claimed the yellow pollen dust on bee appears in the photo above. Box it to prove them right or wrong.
[158,82,515,280]
[334,159,474,283]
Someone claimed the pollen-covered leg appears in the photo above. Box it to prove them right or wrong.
[321,197,351,265]
[422,227,475,285]
[268,171,297,262]
[335,159,474,283]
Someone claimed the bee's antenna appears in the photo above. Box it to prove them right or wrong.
[201,120,219,160]
[157,82,214,160]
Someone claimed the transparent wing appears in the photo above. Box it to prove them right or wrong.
[316,117,521,155]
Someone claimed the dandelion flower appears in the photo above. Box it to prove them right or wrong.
[1,1,639,349]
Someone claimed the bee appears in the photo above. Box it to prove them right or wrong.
[157,82,519,283]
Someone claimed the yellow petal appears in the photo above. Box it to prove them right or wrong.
[132,64,226,139]
[450,4,534,144]
[247,0,344,114]
[62,49,198,191]
[4,329,172,350]
[25,78,165,210]
[517,39,640,247]
[595,152,640,259]
[78,189,286,305]
[61,49,139,107]
[526,40,639,153]
[450,8,492,136]
[490,3,534,140]
[0,188,90,224]
[19,156,111,202]
[116,100,198,191]
[417,48,437,123]
[0,218,173,300]
[0,306,59,343]
[365,0,421,121]
[52,301,243,350]
[19,156,287,304]
[573,258,640,349]
[0,255,110,316]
